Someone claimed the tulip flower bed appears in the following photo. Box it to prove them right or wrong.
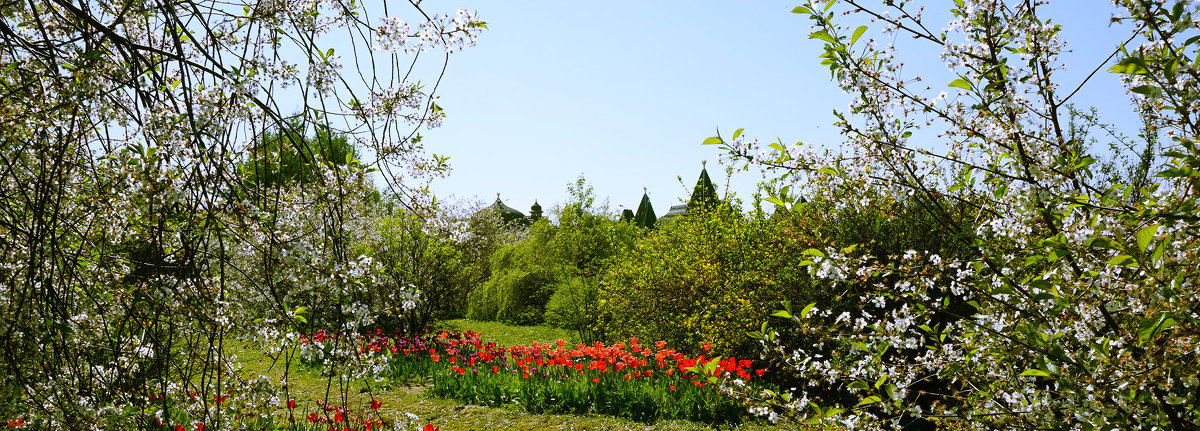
[299,329,770,425]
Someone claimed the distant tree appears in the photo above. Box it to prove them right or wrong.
[242,117,360,188]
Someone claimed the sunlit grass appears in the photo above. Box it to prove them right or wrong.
[440,319,579,347]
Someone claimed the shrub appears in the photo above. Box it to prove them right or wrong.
[599,204,817,356]
[543,276,601,341]
[353,206,470,332]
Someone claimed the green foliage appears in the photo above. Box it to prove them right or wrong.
[466,219,571,324]
[550,177,639,274]
[242,116,360,188]
[467,176,639,331]
[599,204,816,356]
[353,205,469,331]
[543,276,600,340]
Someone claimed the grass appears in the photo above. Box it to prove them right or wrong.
[439,319,580,347]
[227,322,789,430]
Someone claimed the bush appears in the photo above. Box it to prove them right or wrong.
[599,204,817,356]
[353,206,471,332]
[543,276,601,341]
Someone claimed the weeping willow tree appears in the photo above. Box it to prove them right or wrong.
[0,0,483,428]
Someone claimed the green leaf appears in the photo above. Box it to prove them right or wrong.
[817,166,838,175]
[1137,314,1176,345]
[1085,236,1119,250]
[1108,57,1149,75]
[1137,224,1159,253]
[810,30,836,44]
[851,26,868,46]
[1105,255,1137,266]
[1152,236,1168,265]
[732,128,744,141]
[800,302,817,318]
[884,384,899,400]
[802,248,826,258]
[1157,166,1200,178]
[1028,279,1052,292]
[1130,85,1163,97]
[1019,369,1051,377]
[948,79,972,90]
[855,396,882,407]
[764,197,787,207]
[702,136,723,145]
[771,310,793,319]
[791,6,812,14]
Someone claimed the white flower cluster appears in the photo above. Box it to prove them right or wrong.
[374,9,484,54]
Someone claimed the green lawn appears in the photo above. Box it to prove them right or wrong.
[439,319,581,347]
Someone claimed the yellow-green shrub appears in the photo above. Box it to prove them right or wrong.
[598,205,817,355]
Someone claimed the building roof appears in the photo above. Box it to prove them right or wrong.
[657,166,718,224]
[487,194,528,225]
[686,166,718,210]
[634,192,656,229]
[657,204,687,224]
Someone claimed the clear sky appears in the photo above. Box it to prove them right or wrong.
[415,1,1139,218]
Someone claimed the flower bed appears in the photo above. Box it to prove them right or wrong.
[300,329,772,424]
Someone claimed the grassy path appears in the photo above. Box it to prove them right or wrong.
[229,320,781,430]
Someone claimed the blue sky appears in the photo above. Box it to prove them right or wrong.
[416,1,1138,217]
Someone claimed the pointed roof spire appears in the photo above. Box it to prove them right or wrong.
[634,189,656,229]
[687,164,718,210]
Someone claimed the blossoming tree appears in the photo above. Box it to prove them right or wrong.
[0,0,482,428]
[716,0,1200,428]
